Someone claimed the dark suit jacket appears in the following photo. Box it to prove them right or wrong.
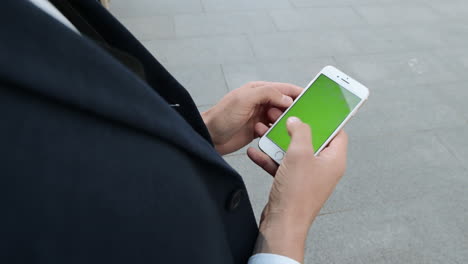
[0,0,258,263]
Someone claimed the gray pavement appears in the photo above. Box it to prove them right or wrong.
[110,0,468,262]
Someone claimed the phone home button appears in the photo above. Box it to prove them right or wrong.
[275,151,284,161]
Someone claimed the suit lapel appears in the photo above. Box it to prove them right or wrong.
[0,0,238,176]
[66,0,214,143]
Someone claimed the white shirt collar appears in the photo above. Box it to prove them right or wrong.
[29,0,81,34]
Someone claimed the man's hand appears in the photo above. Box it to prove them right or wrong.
[202,82,302,155]
[248,117,348,263]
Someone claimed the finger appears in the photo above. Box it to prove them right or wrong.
[286,117,314,152]
[247,86,293,109]
[249,81,271,88]
[247,147,279,176]
[267,107,283,123]
[320,130,348,160]
[254,122,269,138]
[248,81,303,99]
[262,82,303,99]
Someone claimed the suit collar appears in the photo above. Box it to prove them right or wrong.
[0,0,238,176]
[66,0,215,144]
[28,0,81,34]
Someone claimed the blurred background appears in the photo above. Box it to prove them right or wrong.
[109,0,467,263]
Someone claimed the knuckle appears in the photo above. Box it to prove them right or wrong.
[231,91,243,103]
[247,81,264,88]
[259,85,272,94]
[264,88,283,102]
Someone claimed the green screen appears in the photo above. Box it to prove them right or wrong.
[267,74,361,152]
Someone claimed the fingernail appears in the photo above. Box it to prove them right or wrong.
[287,116,300,124]
[282,95,293,104]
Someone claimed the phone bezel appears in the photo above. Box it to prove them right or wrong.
[258,65,369,163]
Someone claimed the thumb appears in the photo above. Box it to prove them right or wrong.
[249,86,293,108]
[286,117,314,152]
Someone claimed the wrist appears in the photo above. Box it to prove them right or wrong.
[201,109,218,141]
[202,109,230,155]
[256,212,311,263]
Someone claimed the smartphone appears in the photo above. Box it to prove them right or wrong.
[259,66,369,163]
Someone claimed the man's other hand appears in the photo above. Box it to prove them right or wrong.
[202,82,302,155]
[249,117,348,263]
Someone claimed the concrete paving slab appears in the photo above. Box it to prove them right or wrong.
[323,130,467,213]
[434,125,468,170]
[222,57,336,91]
[197,105,214,113]
[110,0,203,18]
[144,36,255,64]
[164,64,229,106]
[354,4,442,26]
[398,25,451,50]
[344,79,464,136]
[431,24,468,48]
[118,16,174,41]
[427,82,468,122]
[249,31,358,60]
[201,0,292,12]
[270,7,366,32]
[306,185,468,263]
[428,1,468,19]
[433,48,468,78]
[139,40,168,64]
[345,23,468,52]
[290,0,379,8]
[344,27,413,54]
[335,52,459,85]
[175,12,276,37]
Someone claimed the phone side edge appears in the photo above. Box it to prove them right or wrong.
[314,96,367,156]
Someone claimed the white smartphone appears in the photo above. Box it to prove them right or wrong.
[259,65,369,163]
